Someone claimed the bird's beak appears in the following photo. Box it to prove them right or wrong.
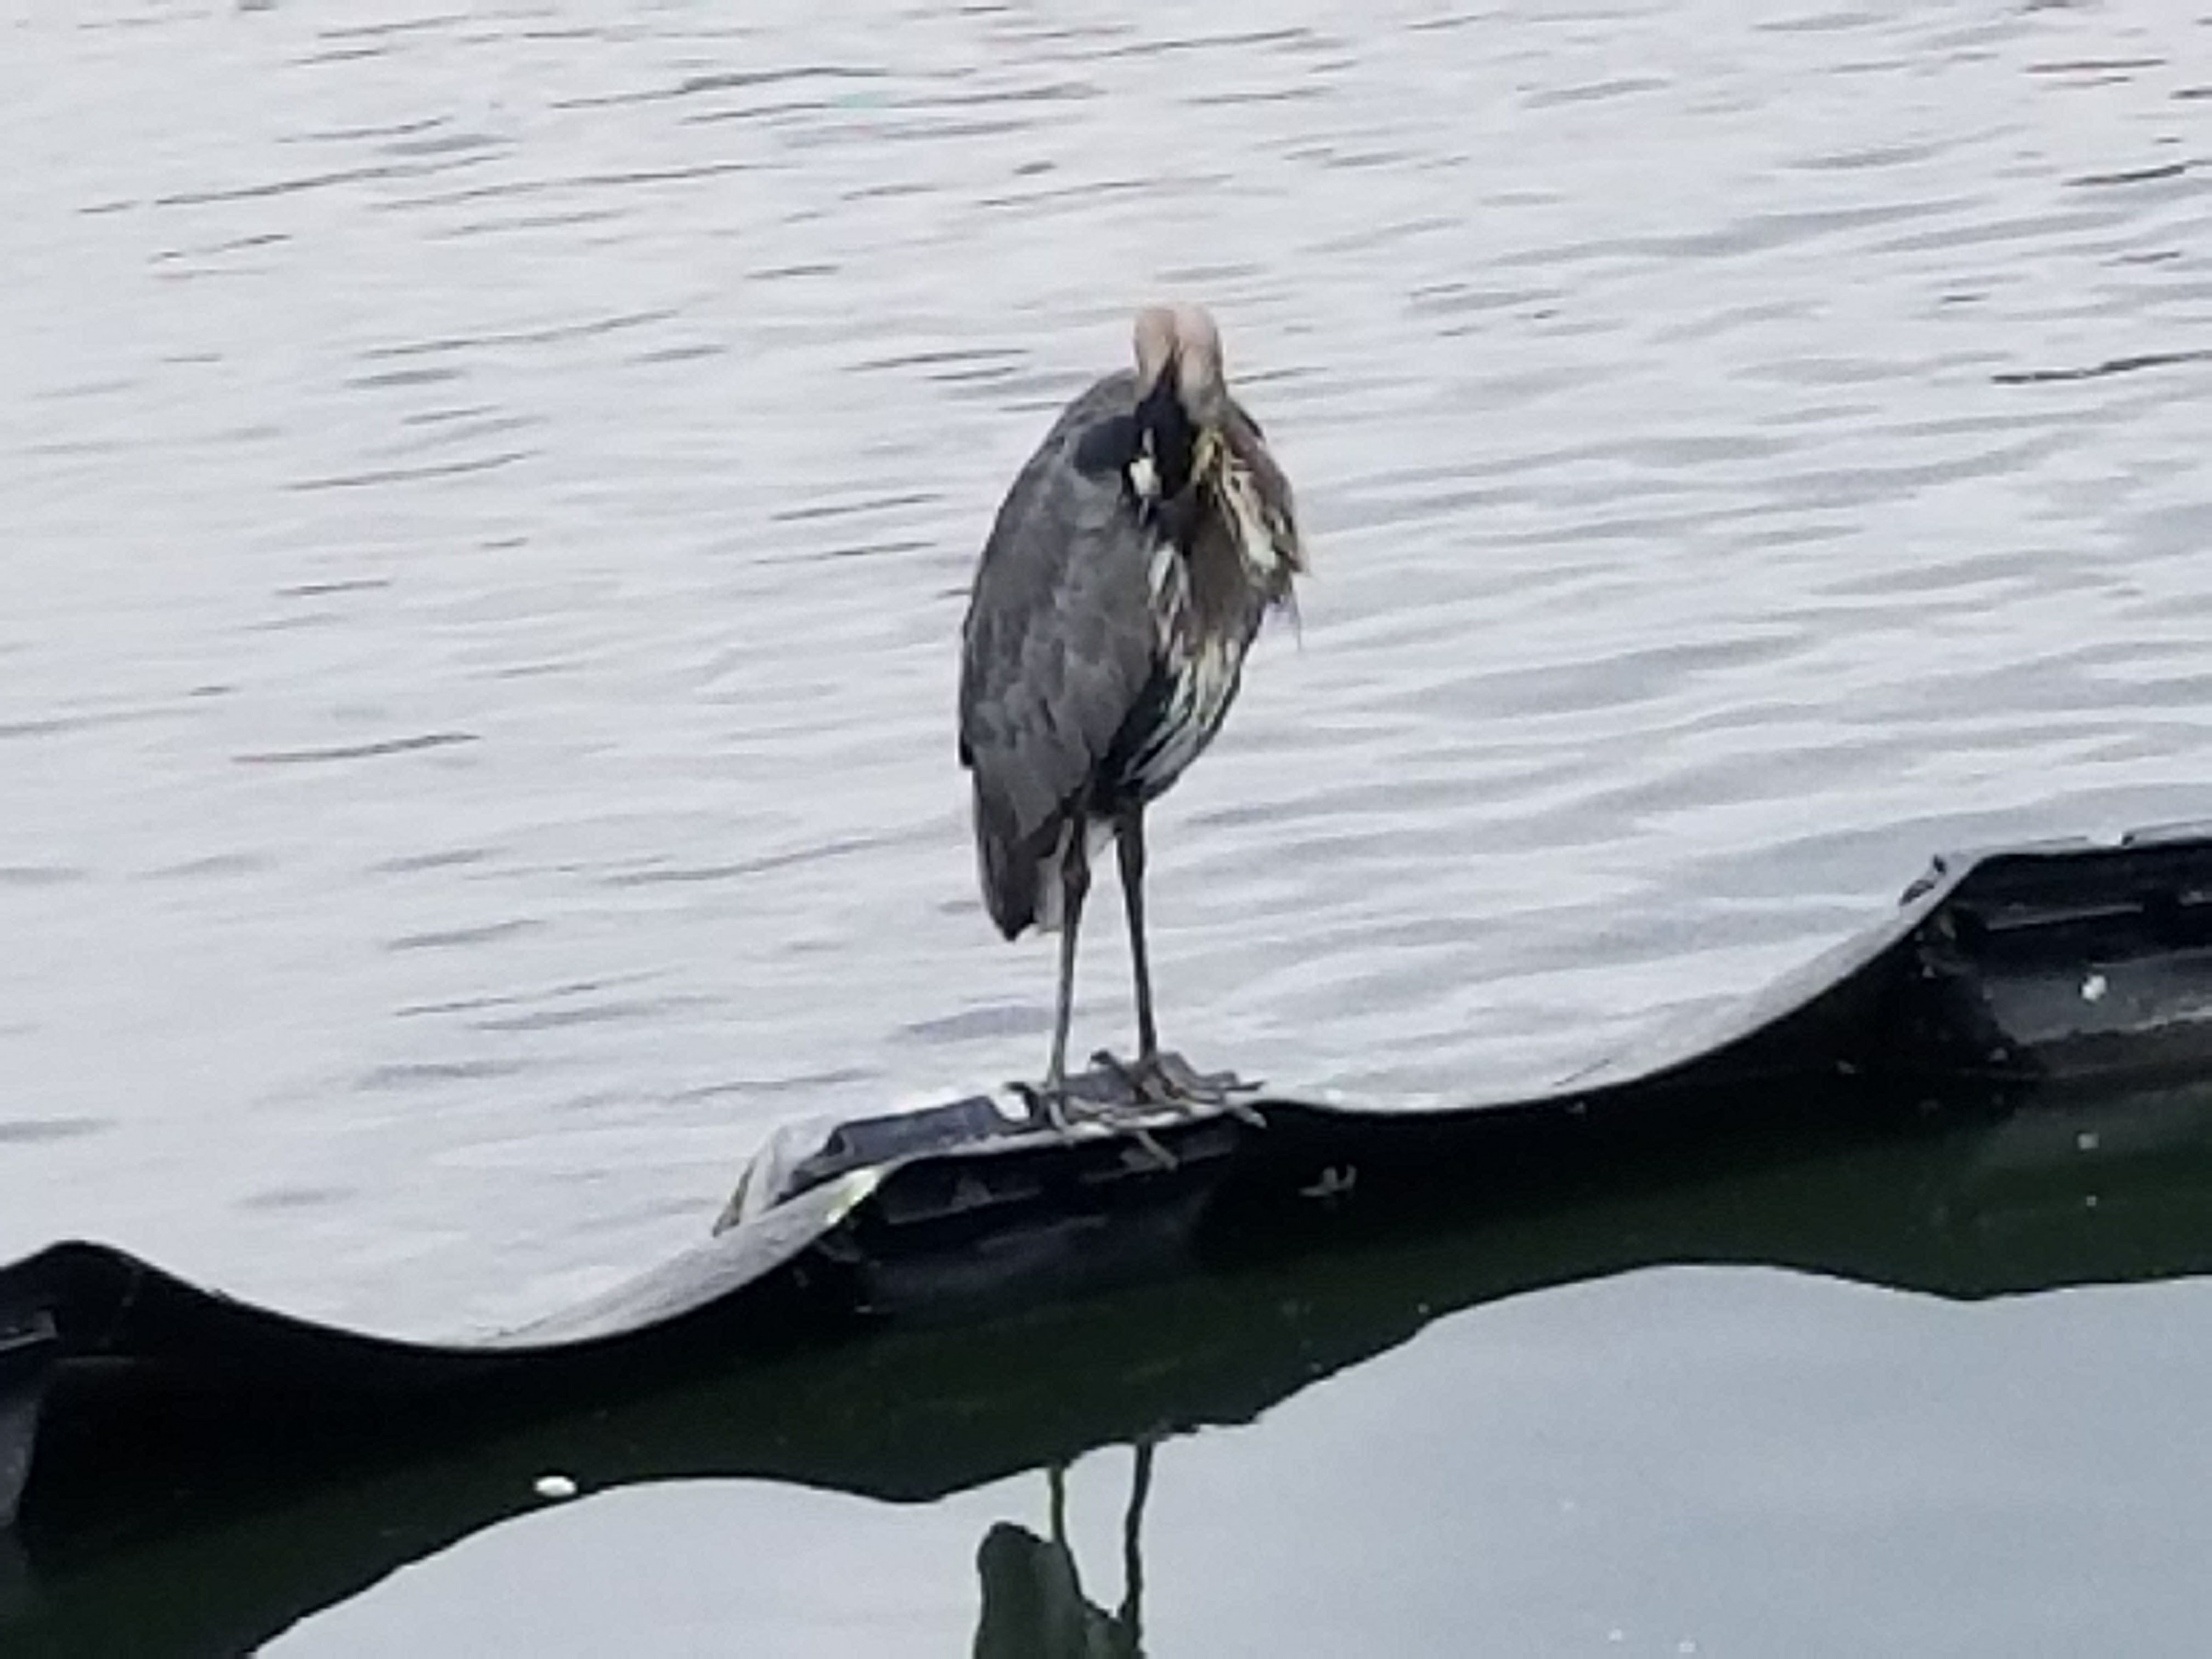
[1192,425,1223,483]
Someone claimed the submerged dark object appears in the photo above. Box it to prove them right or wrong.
[11,825,2212,1650]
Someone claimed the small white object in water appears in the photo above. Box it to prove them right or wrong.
[534,1474,579,1500]
[2077,1130,2100,1153]
[2082,972,2109,1003]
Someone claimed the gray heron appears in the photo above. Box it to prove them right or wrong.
[957,303,1304,1124]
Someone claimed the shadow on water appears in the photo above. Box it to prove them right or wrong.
[9,1066,2212,1654]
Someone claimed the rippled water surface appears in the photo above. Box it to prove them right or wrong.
[4,0,2211,1650]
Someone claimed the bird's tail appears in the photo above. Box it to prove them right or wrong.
[973,795,1104,940]
[974,789,1043,940]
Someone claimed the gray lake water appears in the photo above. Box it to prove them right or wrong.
[4,0,2211,1652]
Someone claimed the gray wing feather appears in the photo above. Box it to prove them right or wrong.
[959,374,1156,936]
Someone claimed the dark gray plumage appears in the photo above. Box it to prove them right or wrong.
[958,304,1302,1115]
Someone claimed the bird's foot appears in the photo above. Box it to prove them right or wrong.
[1090,1049,1266,1127]
[1007,1077,1178,1168]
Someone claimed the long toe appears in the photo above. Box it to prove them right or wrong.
[1156,1054,1225,1102]
[1151,1050,1260,1103]
[1088,1048,1153,1106]
[1022,1065,1181,1167]
[1089,1048,1192,1109]
[1163,1059,1266,1126]
[1153,1053,1265,1125]
[1090,1049,1264,1122]
[1010,1078,1082,1136]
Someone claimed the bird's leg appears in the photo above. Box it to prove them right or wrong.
[1037,829,1090,1127]
[1120,807,1160,1068]
[1090,810,1262,1124]
[1003,827,1181,1165]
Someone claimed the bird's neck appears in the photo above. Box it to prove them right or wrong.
[1133,375,1201,500]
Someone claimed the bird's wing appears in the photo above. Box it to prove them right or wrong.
[958,376,1158,858]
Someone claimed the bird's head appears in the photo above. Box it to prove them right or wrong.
[1130,302,1230,501]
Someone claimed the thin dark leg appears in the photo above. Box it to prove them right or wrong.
[1116,808,1158,1063]
[1115,1438,1155,1646]
[1018,823,1178,1155]
[1045,827,1089,1096]
[1094,814,1259,1120]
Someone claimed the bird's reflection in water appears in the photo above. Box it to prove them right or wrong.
[974,1439,1155,1658]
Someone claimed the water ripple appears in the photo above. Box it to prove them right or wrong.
[235,732,479,765]
[3,0,2209,1347]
